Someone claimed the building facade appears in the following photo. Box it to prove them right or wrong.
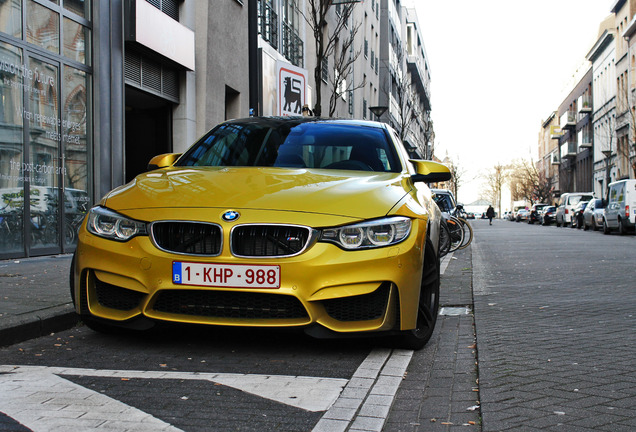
[537,112,560,201]
[620,2,636,179]
[539,2,636,204]
[587,24,617,199]
[0,0,435,259]
[556,67,594,195]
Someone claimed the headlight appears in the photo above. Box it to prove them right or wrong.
[86,206,148,241]
[320,217,412,250]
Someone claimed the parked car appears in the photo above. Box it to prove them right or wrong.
[570,200,589,229]
[583,198,605,231]
[540,206,557,225]
[556,192,594,227]
[603,179,636,235]
[516,208,530,222]
[431,189,456,214]
[70,117,452,350]
[528,203,548,224]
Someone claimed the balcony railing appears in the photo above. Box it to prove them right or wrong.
[560,140,577,159]
[282,21,303,67]
[578,94,592,113]
[258,0,278,50]
[560,110,576,129]
[578,128,592,148]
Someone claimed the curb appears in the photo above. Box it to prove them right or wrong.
[0,304,80,347]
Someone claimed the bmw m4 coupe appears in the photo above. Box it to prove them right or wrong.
[71,117,451,349]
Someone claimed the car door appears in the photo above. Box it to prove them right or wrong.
[606,184,620,228]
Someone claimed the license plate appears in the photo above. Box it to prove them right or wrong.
[172,262,280,289]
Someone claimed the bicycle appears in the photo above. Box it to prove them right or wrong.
[439,214,464,256]
[451,204,473,250]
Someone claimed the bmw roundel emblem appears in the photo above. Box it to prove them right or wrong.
[222,210,240,222]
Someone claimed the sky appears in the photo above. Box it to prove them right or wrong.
[406,0,614,204]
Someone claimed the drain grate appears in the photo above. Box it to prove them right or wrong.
[439,306,472,316]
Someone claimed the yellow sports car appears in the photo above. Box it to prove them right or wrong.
[71,117,450,349]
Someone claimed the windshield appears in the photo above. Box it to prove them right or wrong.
[176,120,401,173]
[569,195,593,205]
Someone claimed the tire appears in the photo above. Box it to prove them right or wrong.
[603,219,611,235]
[457,218,473,250]
[69,251,77,308]
[395,239,439,350]
[619,218,628,235]
[446,217,464,253]
[438,219,451,258]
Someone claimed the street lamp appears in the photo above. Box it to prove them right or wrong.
[369,106,388,121]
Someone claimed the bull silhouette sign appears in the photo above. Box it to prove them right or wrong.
[277,63,307,116]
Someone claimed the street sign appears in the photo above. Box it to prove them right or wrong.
[277,61,308,116]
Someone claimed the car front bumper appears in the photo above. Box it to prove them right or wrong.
[73,215,429,335]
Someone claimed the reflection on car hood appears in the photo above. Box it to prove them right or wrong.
[104,167,409,219]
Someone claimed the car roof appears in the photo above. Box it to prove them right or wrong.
[223,116,389,130]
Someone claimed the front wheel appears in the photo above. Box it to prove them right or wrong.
[603,219,611,235]
[395,239,439,350]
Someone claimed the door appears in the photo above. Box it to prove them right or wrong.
[125,86,172,183]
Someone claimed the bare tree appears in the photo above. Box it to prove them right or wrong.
[327,22,365,117]
[444,156,465,203]
[303,0,357,117]
[508,159,554,205]
[381,52,415,140]
[481,163,508,217]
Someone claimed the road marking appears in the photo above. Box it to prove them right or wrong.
[312,348,413,432]
[0,365,184,432]
[440,251,454,275]
[0,365,349,431]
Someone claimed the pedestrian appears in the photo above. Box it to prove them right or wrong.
[486,205,495,225]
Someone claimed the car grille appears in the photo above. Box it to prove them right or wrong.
[152,290,309,319]
[95,277,145,311]
[152,221,222,255]
[322,283,390,321]
[231,225,312,257]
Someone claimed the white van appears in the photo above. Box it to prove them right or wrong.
[556,192,594,227]
[603,179,636,234]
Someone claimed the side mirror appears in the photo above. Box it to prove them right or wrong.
[409,159,452,183]
[147,153,181,171]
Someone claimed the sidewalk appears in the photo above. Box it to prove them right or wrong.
[0,254,78,347]
[385,246,480,430]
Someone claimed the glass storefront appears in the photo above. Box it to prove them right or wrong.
[0,0,92,258]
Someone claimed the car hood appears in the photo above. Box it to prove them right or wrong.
[102,167,410,219]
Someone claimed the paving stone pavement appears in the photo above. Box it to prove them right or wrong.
[471,221,636,432]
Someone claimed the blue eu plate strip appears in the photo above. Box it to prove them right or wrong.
[172,262,182,284]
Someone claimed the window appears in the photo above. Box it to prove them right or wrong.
[146,0,180,21]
